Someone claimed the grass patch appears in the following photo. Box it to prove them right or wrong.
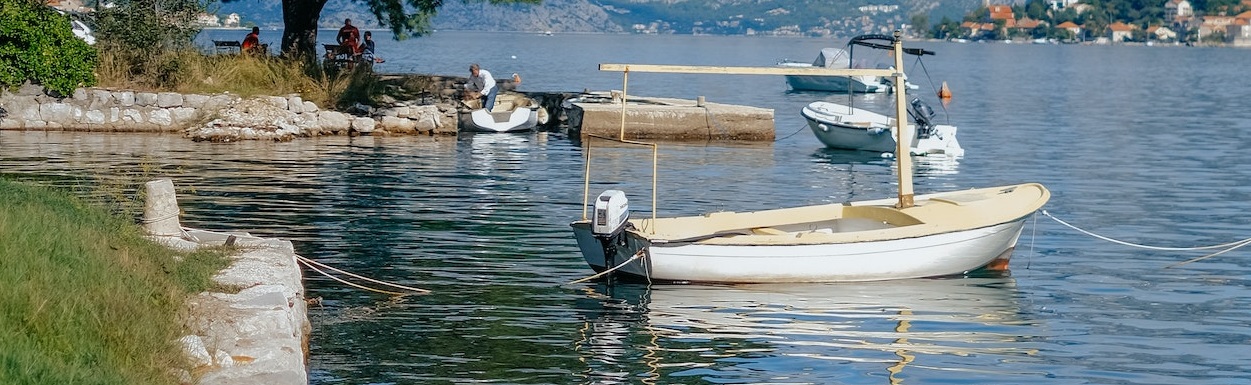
[0,178,231,385]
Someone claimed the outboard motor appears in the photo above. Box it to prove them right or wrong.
[593,190,630,238]
[908,98,937,138]
[592,190,632,279]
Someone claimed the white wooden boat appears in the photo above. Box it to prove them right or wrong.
[570,31,1049,284]
[801,99,964,156]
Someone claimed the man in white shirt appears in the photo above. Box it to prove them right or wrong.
[465,63,497,111]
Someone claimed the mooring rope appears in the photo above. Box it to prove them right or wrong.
[295,254,431,295]
[776,123,809,141]
[1040,210,1251,267]
[567,249,647,285]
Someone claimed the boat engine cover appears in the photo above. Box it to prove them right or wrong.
[593,190,629,236]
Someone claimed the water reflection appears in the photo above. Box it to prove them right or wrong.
[576,277,1034,384]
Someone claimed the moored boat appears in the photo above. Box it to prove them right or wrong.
[570,31,1049,284]
[801,98,963,156]
[459,93,542,133]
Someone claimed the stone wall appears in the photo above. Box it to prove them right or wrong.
[144,179,310,385]
[0,84,460,141]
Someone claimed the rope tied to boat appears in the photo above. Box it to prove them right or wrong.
[1040,210,1251,268]
[566,249,648,285]
[295,254,431,295]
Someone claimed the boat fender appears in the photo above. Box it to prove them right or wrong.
[867,127,886,135]
[592,190,630,238]
[817,123,829,132]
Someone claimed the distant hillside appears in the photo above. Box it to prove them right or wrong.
[213,0,986,36]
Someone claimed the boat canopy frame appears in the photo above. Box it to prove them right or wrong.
[581,30,917,235]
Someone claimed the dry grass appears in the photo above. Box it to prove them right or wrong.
[95,48,378,109]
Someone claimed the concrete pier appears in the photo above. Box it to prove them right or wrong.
[563,92,774,141]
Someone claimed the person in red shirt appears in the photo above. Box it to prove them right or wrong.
[241,27,262,55]
[336,19,361,57]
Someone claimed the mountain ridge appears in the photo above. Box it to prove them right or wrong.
[215,0,985,37]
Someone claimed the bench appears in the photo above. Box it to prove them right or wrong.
[213,40,241,54]
[323,44,375,70]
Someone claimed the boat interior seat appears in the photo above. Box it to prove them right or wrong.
[840,205,923,226]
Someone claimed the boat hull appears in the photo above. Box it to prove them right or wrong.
[785,74,886,93]
[802,101,963,156]
[461,108,538,133]
[572,219,1025,283]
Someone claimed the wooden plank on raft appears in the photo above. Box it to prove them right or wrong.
[597,63,896,78]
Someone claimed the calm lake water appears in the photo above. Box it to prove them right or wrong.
[5,31,1251,384]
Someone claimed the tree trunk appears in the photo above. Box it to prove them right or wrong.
[281,0,329,60]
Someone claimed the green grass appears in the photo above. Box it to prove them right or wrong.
[0,178,231,385]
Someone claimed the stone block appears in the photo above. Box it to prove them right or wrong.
[301,101,318,113]
[286,96,304,113]
[171,107,198,125]
[137,92,158,106]
[379,116,416,132]
[122,108,144,123]
[382,107,400,117]
[149,109,173,126]
[24,120,46,128]
[204,95,238,111]
[11,100,41,121]
[156,92,183,108]
[317,111,351,132]
[352,117,376,133]
[0,118,20,129]
[113,91,135,107]
[91,89,114,107]
[109,107,121,123]
[39,102,74,124]
[72,88,88,101]
[295,112,318,129]
[83,110,106,125]
[185,94,209,109]
[266,96,288,110]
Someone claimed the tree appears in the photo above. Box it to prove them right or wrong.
[227,0,542,60]
[0,0,97,95]
[910,13,929,38]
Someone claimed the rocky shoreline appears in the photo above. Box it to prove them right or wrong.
[0,77,476,141]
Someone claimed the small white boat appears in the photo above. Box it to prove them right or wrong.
[459,93,541,133]
[570,32,1049,284]
[801,99,964,156]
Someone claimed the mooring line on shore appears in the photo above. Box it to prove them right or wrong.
[295,254,430,295]
[567,249,647,285]
[1040,210,1251,268]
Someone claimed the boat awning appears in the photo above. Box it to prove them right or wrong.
[813,48,851,69]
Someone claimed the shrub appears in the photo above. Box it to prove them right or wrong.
[0,0,97,96]
[92,0,204,91]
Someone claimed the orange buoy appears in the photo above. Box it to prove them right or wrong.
[937,81,953,99]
